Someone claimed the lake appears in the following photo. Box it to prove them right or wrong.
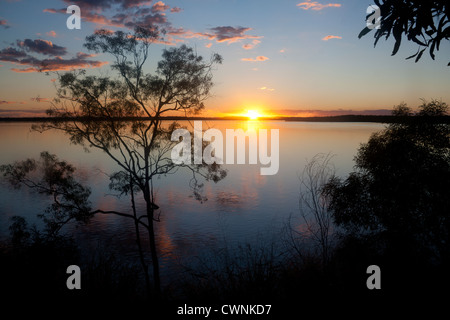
[0,120,385,283]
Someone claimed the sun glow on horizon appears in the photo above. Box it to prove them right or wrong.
[246,110,262,120]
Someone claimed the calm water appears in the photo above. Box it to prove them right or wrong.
[0,120,384,281]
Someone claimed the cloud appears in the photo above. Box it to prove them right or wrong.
[259,86,275,91]
[0,42,107,73]
[170,7,182,13]
[0,100,25,105]
[17,39,67,56]
[241,56,269,62]
[167,25,261,46]
[75,52,97,59]
[0,47,28,63]
[30,96,50,103]
[43,3,256,48]
[124,10,168,29]
[0,19,10,29]
[210,26,261,43]
[43,8,60,14]
[297,0,341,10]
[242,39,261,50]
[44,6,169,31]
[205,43,212,48]
[277,109,392,117]
[46,30,57,38]
[152,1,170,12]
[10,56,108,73]
[322,35,342,41]
[58,0,151,11]
[44,0,173,30]
[0,109,47,117]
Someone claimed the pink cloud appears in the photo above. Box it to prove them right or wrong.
[170,7,182,13]
[322,35,342,41]
[152,1,169,12]
[170,26,262,45]
[46,30,57,38]
[297,0,341,10]
[0,19,10,29]
[241,56,269,62]
[242,39,261,50]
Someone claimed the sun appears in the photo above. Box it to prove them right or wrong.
[246,110,262,120]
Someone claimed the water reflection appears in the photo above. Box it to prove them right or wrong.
[0,121,383,276]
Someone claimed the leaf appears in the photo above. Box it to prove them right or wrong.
[430,41,436,60]
[358,27,372,39]
[415,48,426,62]
[391,23,403,56]
[406,50,419,60]
[425,29,435,37]
[392,41,401,56]
[411,36,427,47]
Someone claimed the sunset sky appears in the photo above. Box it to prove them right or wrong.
[1,0,449,117]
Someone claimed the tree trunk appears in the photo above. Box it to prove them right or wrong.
[145,193,161,296]
[130,181,151,296]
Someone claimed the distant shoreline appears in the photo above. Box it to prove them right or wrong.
[0,115,449,123]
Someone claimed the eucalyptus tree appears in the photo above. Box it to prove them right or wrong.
[27,26,226,296]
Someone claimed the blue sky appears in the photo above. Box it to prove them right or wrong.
[1,0,449,117]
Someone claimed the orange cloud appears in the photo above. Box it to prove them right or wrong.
[241,56,269,62]
[152,1,170,12]
[0,100,25,105]
[169,26,262,45]
[242,39,261,50]
[322,35,342,41]
[0,19,10,29]
[297,0,341,10]
[46,30,57,38]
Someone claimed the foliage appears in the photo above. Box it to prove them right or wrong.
[29,26,225,295]
[326,100,450,262]
[359,0,449,65]
[286,153,336,267]
[1,152,92,237]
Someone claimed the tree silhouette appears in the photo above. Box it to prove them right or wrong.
[286,153,336,267]
[326,100,450,265]
[359,1,449,65]
[1,152,92,237]
[23,26,226,296]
